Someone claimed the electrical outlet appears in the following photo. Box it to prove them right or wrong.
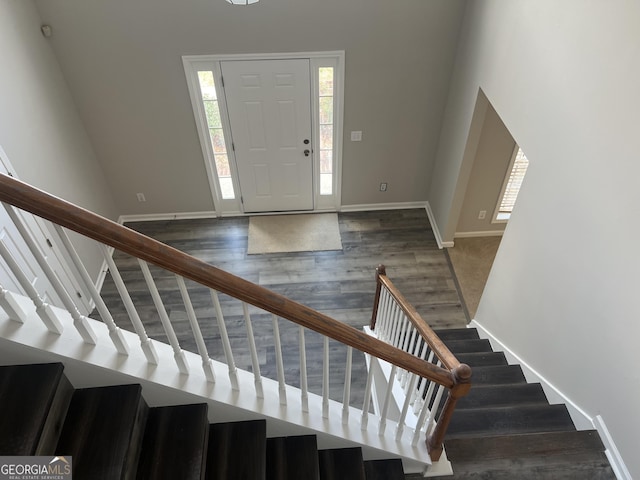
[478,210,487,220]
[380,182,388,192]
[136,193,146,202]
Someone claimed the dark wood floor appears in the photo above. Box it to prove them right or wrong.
[93,209,466,407]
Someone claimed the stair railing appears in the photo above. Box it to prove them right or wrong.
[370,265,471,460]
[0,173,469,462]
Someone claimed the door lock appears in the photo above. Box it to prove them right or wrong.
[303,139,310,144]
[304,149,311,156]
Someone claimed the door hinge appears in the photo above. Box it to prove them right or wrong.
[46,239,53,248]
[240,196,243,204]
[221,76,225,87]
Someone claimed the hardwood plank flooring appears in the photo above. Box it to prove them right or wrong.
[92,209,466,407]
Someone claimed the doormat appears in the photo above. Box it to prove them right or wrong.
[247,213,343,254]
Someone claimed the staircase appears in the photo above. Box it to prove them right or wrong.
[426,328,617,479]
[0,362,405,480]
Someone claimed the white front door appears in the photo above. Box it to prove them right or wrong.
[221,59,313,213]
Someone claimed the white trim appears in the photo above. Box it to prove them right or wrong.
[453,230,504,238]
[117,211,218,224]
[340,201,428,213]
[469,319,630,480]
[594,415,632,480]
[424,202,454,249]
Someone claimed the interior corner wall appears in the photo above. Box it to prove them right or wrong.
[0,0,118,280]
[429,1,639,476]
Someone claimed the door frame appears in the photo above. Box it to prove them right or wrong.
[183,51,345,216]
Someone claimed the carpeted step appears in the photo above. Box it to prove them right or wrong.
[448,451,617,479]
[266,435,319,480]
[456,383,549,410]
[439,338,493,354]
[446,404,575,439]
[0,363,73,456]
[454,351,507,367]
[445,430,607,462]
[468,364,527,385]
[433,328,480,341]
[137,404,209,480]
[56,384,148,480]
[206,420,266,480]
[319,447,366,480]
[363,458,404,480]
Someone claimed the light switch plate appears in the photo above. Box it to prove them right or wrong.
[351,131,362,141]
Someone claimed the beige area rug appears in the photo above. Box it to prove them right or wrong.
[247,213,342,254]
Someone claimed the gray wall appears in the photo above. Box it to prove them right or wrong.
[34,0,465,215]
[456,103,514,234]
[0,0,118,279]
[429,1,639,476]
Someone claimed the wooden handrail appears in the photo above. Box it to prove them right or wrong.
[0,174,455,388]
[373,265,461,371]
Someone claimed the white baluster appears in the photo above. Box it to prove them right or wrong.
[322,336,329,419]
[271,314,287,405]
[396,374,418,440]
[101,245,158,364]
[0,239,62,333]
[299,325,309,412]
[424,385,446,436]
[412,382,436,447]
[176,275,214,382]
[378,364,398,436]
[361,354,375,431]
[242,302,263,398]
[138,260,187,373]
[54,225,129,354]
[210,289,239,390]
[402,326,418,390]
[396,315,409,382]
[412,349,435,409]
[377,288,391,338]
[3,204,96,343]
[0,283,28,323]
[342,345,353,425]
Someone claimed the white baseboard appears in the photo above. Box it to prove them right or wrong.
[118,210,218,224]
[424,202,453,249]
[339,201,428,212]
[468,320,630,480]
[454,230,504,238]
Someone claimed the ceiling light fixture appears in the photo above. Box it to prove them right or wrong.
[226,0,259,4]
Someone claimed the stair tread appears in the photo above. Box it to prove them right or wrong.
[319,447,366,480]
[445,430,607,462]
[267,435,319,480]
[468,364,527,385]
[449,451,617,479]
[440,338,493,353]
[0,363,69,455]
[364,459,404,480]
[447,404,576,438]
[457,383,548,409]
[454,351,507,367]
[137,404,209,480]
[433,328,480,341]
[206,420,266,480]
[56,384,147,480]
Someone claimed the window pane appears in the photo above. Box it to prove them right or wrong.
[197,71,217,100]
[320,150,332,174]
[499,148,529,214]
[320,124,333,151]
[320,173,332,195]
[215,154,231,177]
[319,67,334,96]
[319,97,333,125]
[204,100,222,128]
[209,129,226,154]
[219,177,235,200]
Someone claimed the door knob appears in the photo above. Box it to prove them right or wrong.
[304,149,311,156]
